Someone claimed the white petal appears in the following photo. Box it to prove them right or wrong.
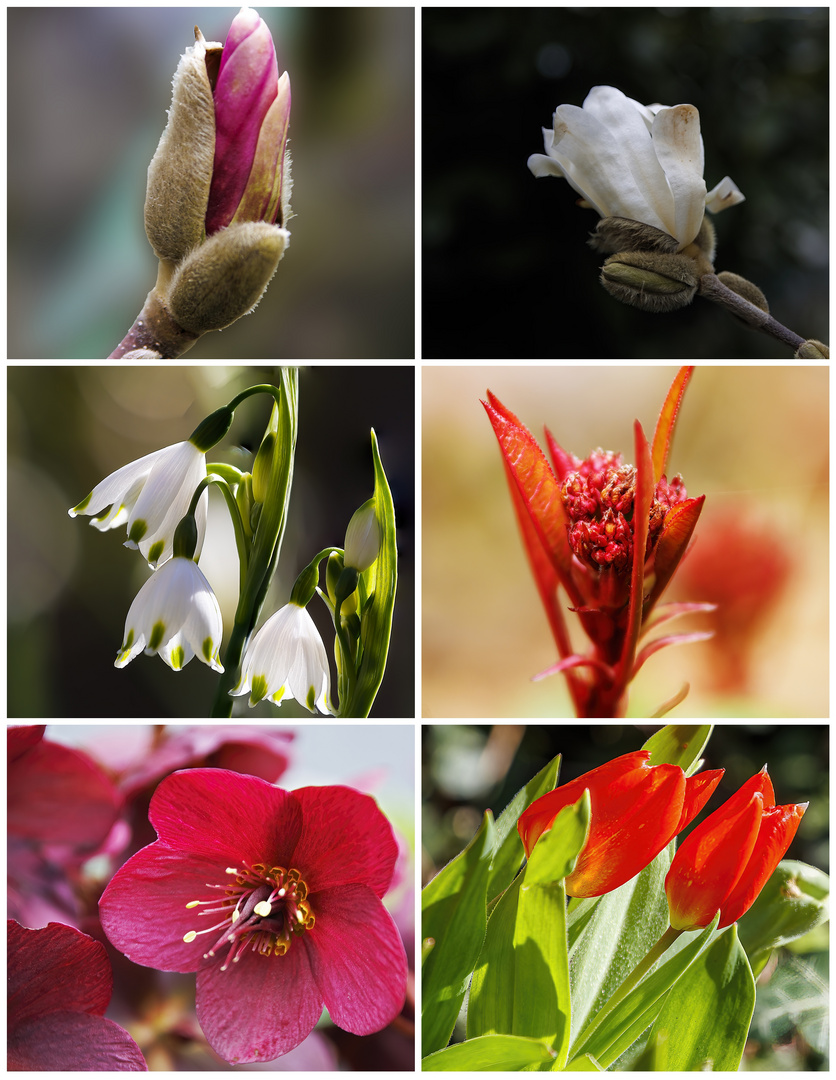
[651,105,707,247]
[706,175,746,213]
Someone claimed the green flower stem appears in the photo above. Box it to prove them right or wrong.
[333,596,357,716]
[210,369,298,717]
[572,924,684,1057]
[699,273,806,351]
[196,474,250,589]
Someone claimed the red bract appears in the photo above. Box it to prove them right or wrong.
[98,769,407,1064]
[665,766,807,931]
[518,750,723,898]
[483,366,712,717]
[8,920,146,1071]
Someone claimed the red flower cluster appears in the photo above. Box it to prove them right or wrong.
[484,367,711,717]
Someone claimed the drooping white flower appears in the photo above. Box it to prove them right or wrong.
[528,85,745,251]
[69,441,208,568]
[230,603,332,714]
[115,556,223,672]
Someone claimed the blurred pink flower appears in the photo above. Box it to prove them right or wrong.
[8,920,146,1070]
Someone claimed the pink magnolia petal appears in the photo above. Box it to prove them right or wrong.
[99,845,239,973]
[8,921,111,1024]
[10,1011,147,1071]
[148,769,302,865]
[305,884,407,1035]
[291,786,398,897]
[196,934,322,1064]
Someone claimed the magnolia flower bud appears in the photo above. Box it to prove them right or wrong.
[166,221,289,334]
[716,271,770,313]
[590,217,679,255]
[794,339,830,359]
[600,251,698,313]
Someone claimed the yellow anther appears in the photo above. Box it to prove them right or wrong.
[254,900,272,917]
[183,931,197,942]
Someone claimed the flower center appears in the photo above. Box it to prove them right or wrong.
[183,862,314,970]
[561,450,687,575]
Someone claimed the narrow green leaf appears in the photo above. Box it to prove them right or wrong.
[559,1053,604,1071]
[422,810,496,1057]
[488,753,561,901]
[641,724,713,776]
[422,1034,555,1071]
[644,924,756,1071]
[468,795,590,1070]
[572,915,720,1068]
[343,429,397,717]
[567,843,673,1044]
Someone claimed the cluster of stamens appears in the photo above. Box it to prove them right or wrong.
[183,862,314,971]
[561,450,687,574]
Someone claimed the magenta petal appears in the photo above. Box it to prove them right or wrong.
[291,786,398,897]
[306,884,407,1036]
[8,725,46,762]
[148,769,302,865]
[8,921,111,1024]
[10,1012,147,1071]
[8,737,122,848]
[99,845,233,972]
[206,10,280,234]
[196,936,323,1064]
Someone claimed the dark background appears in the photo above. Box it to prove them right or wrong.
[8,365,415,718]
[422,7,829,359]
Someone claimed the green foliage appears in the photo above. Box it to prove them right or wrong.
[423,1034,555,1071]
[643,926,755,1070]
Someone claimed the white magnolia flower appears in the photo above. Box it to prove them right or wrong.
[528,85,745,251]
[69,441,208,567]
[115,556,224,672]
[230,603,332,714]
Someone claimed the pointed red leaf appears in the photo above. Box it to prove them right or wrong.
[544,426,578,481]
[651,367,694,484]
[533,653,615,683]
[644,495,705,614]
[641,600,717,637]
[632,630,714,678]
[616,420,654,684]
[483,393,573,580]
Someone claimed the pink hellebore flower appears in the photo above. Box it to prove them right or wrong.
[8,920,147,1071]
[206,6,292,235]
[99,769,408,1064]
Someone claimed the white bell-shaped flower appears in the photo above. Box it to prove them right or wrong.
[528,85,745,251]
[116,556,224,672]
[230,602,332,714]
[69,441,208,567]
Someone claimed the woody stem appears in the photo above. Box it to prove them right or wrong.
[698,273,805,351]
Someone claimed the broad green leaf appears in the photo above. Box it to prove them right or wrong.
[559,1053,603,1071]
[567,842,673,1043]
[571,915,720,1068]
[644,924,755,1071]
[423,1034,555,1071]
[468,795,590,1070]
[488,753,562,901]
[641,724,713,776]
[737,860,830,976]
[748,949,828,1055]
[422,810,496,1057]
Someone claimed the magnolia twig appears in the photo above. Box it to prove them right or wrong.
[698,272,805,351]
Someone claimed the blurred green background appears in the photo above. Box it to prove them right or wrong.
[8,7,414,360]
[8,365,414,717]
[423,723,829,1069]
[422,366,828,718]
[423,7,828,359]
